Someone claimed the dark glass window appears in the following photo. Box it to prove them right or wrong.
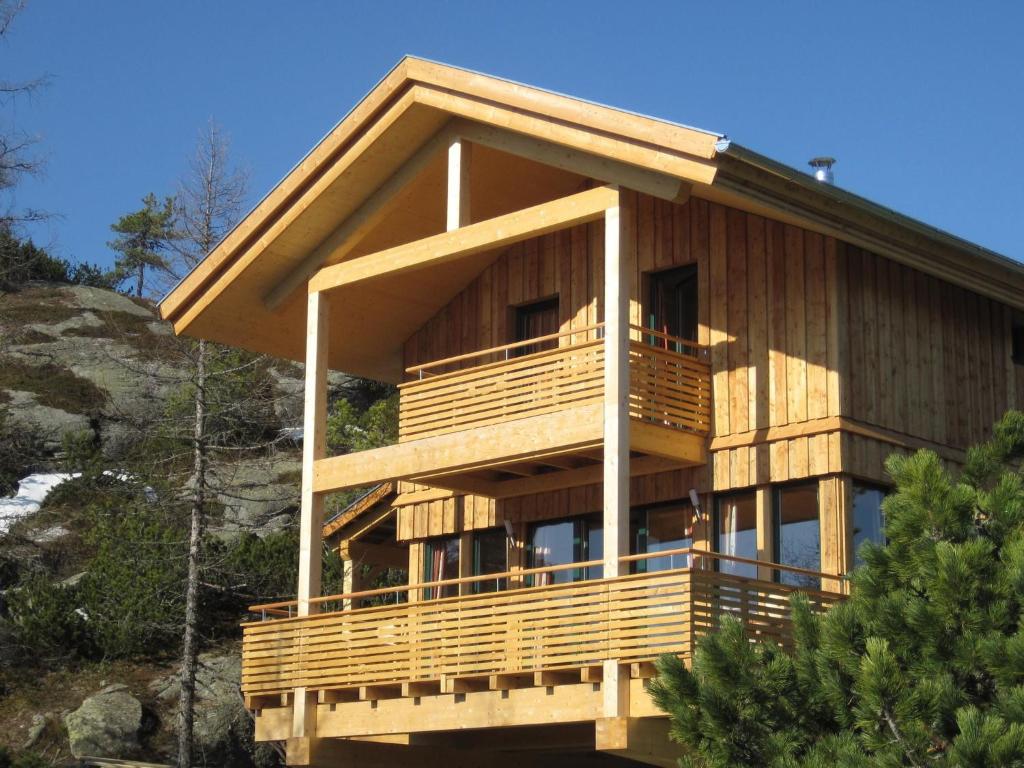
[647,265,698,351]
[422,535,460,599]
[527,513,602,585]
[513,297,560,357]
[1013,321,1024,365]
[714,492,758,579]
[852,482,887,567]
[773,484,821,589]
[472,528,508,593]
[631,501,695,573]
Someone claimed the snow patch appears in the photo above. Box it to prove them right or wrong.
[0,472,79,534]
[0,470,156,535]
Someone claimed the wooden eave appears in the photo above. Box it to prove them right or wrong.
[321,481,396,542]
[708,144,1024,310]
[159,56,1024,379]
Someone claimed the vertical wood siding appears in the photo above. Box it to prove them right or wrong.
[394,193,1021,536]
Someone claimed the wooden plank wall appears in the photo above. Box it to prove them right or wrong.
[844,244,1018,452]
[402,220,605,370]
[397,467,709,546]
[395,193,1023,537]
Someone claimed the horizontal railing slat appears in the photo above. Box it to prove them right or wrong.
[241,563,840,697]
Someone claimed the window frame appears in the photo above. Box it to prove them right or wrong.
[771,482,821,589]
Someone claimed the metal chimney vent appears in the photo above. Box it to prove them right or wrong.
[808,156,836,185]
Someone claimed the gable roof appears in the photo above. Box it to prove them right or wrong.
[160,56,1024,381]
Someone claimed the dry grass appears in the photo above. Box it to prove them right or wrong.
[0,358,108,414]
[0,286,79,326]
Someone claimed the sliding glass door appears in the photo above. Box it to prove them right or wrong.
[527,513,602,584]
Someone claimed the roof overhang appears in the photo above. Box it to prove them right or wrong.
[159,56,1024,382]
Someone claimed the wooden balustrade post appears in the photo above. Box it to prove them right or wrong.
[602,189,634,719]
[292,289,329,750]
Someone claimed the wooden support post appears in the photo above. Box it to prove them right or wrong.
[602,189,634,719]
[447,136,471,231]
[292,290,329,746]
[298,290,329,616]
[458,530,473,596]
[819,475,850,593]
[755,486,773,582]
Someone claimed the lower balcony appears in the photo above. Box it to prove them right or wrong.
[313,325,711,499]
[242,550,842,743]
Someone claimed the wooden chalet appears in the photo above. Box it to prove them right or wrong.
[159,57,1024,767]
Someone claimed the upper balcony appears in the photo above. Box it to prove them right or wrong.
[314,324,711,499]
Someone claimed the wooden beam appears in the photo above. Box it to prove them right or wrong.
[263,124,453,311]
[602,190,634,720]
[292,290,329,746]
[442,676,489,694]
[297,291,329,616]
[411,84,718,186]
[595,717,684,768]
[447,135,471,230]
[629,662,657,679]
[488,673,533,691]
[629,422,706,465]
[452,119,688,202]
[393,487,456,507]
[359,684,403,701]
[416,453,679,501]
[535,670,580,687]
[313,403,604,493]
[401,681,442,698]
[318,689,359,704]
[308,185,619,294]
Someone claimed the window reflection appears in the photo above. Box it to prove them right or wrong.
[773,484,820,589]
[714,492,758,579]
[472,528,508,593]
[527,514,602,585]
[631,502,694,573]
[852,483,887,567]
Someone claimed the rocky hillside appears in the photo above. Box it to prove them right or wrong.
[0,282,357,766]
[0,282,309,537]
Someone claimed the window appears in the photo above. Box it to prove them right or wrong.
[1013,319,1024,366]
[472,528,508,593]
[773,483,820,589]
[512,297,560,357]
[852,482,887,567]
[422,535,460,599]
[527,513,602,585]
[714,492,758,579]
[631,501,695,573]
[646,265,698,351]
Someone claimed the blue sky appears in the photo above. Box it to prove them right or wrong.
[4,1,1022,269]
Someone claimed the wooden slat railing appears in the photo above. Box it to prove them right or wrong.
[398,324,711,443]
[398,337,605,442]
[629,340,712,433]
[241,550,842,699]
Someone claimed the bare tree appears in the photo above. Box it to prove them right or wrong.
[0,0,49,228]
[171,121,247,768]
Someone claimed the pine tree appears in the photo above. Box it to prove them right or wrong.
[108,192,177,297]
[650,410,1024,768]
